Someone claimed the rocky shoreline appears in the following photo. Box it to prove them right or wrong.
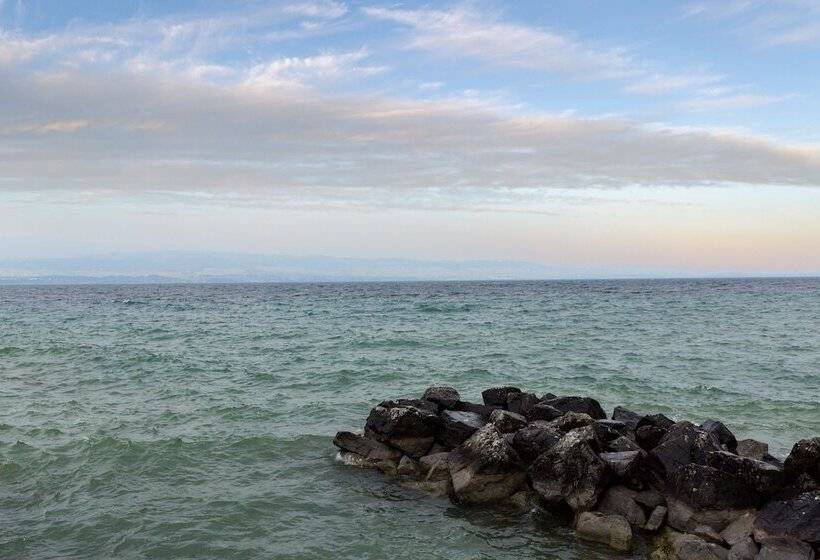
[333,386,820,559]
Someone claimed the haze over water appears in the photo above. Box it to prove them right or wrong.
[1,278,818,559]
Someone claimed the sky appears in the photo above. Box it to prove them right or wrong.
[1,0,820,276]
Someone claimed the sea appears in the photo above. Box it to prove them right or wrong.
[1,279,819,559]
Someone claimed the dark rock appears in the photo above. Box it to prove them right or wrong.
[700,420,738,453]
[721,512,756,546]
[511,422,562,464]
[549,411,596,433]
[452,400,500,419]
[634,487,666,509]
[707,450,784,499]
[645,505,667,532]
[737,438,770,461]
[448,424,526,504]
[481,386,521,407]
[756,537,815,560]
[612,406,643,431]
[440,410,486,449]
[506,391,538,416]
[651,421,722,475]
[366,400,440,441]
[527,403,563,422]
[600,449,662,490]
[637,425,668,451]
[608,435,642,452]
[541,392,557,400]
[598,486,647,527]
[489,409,527,434]
[637,413,676,431]
[336,450,380,469]
[386,436,435,458]
[333,431,403,461]
[755,491,820,545]
[594,419,629,440]
[418,452,450,481]
[529,427,610,511]
[421,386,460,409]
[375,458,399,475]
[575,511,633,552]
[541,395,606,420]
[784,438,820,486]
[380,398,439,415]
[669,463,759,509]
[727,537,758,560]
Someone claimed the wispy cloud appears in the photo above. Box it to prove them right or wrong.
[624,71,724,95]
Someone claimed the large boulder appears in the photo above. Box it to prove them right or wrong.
[511,421,562,464]
[637,425,669,451]
[421,386,460,409]
[448,424,526,504]
[600,449,662,490]
[700,420,738,453]
[489,409,527,434]
[608,435,642,452]
[737,438,770,461]
[612,406,643,431]
[440,410,485,449]
[506,391,538,417]
[365,400,440,457]
[669,463,760,509]
[575,511,633,552]
[333,431,402,461]
[597,486,647,527]
[754,491,820,545]
[452,400,500,419]
[784,438,820,486]
[651,421,722,476]
[638,413,676,431]
[541,395,606,420]
[549,411,596,433]
[529,427,610,512]
[707,450,784,500]
[418,452,450,481]
[481,386,521,407]
[527,402,563,422]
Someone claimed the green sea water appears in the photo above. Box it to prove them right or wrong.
[1,279,819,559]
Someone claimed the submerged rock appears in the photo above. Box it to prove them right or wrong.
[333,431,402,461]
[575,511,633,552]
[671,533,729,560]
[448,424,525,504]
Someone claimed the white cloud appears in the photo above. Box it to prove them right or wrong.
[680,93,795,112]
[242,50,388,90]
[282,1,348,20]
[624,71,724,95]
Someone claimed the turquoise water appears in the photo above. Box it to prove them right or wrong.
[1,279,819,559]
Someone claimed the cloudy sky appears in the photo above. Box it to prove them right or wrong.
[2,0,820,275]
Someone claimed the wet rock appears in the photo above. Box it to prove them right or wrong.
[693,524,726,545]
[637,413,676,431]
[448,424,526,504]
[549,411,595,433]
[784,438,820,486]
[737,438,770,461]
[527,403,564,422]
[666,497,753,533]
[541,395,606,420]
[481,386,521,407]
[422,386,460,409]
[489,409,527,434]
[333,431,402,461]
[756,537,815,560]
[597,486,647,527]
[529,427,610,512]
[365,400,440,442]
[637,425,669,451]
[727,537,758,560]
[645,505,668,531]
[672,534,729,560]
[402,478,453,497]
[418,451,450,481]
[506,391,538,417]
[754,491,820,545]
[511,422,562,464]
[651,421,722,475]
[375,458,399,475]
[387,436,435,458]
[594,419,629,440]
[634,487,666,509]
[700,420,738,453]
[575,511,633,552]
[397,455,420,477]
[608,435,642,452]
[507,488,539,512]
[336,450,379,469]
[612,406,643,431]
[707,450,785,500]
[452,400,499,419]
[600,449,661,490]
[669,463,759,509]
[721,512,756,546]
[440,410,486,449]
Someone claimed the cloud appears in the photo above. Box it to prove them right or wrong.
[680,93,795,112]
[624,71,724,95]
[282,1,348,20]
[241,50,388,90]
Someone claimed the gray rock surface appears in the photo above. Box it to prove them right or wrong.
[575,511,633,552]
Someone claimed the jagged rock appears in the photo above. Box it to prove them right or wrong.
[511,421,562,463]
[727,537,758,560]
[670,463,759,509]
[721,512,756,546]
[707,450,785,500]
[527,403,564,422]
[440,410,485,448]
[575,511,633,552]
[666,497,753,533]
[645,505,667,531]
[383,398,439,415]
[651,421,722,475]
[507,391,538,417]
[452,400,500,419]
[784,438,820,485]
[597,486,647,527]
[541,395,606,420]
[481,386,521,407]
[637,425,669,451]
[448,424,525,504]
[693,524,726,545]
[612,406,643,431]
[600,449,661,490]
[418,452,450,481]
[756,537,815,560]
[387,436,435,458]
[529,427,609,512]
[422,386,460,409]
[701,420,738,453]
[608,435,642,452]
[594,419,629,440]
[366,400,440,442]
[489,409,527,434]
[549,411,595,433]
[754,491,820,544]
[737,438,770,460]
[397,455,420,477]
[333,431,402,461]
[672,534,729,560]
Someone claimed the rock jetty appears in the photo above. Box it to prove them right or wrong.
[334,386,820,559]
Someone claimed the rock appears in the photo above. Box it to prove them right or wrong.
[365,400,440,443]
[727,537,758,560]
[506,392,538,416]
[737,438,770,461]
[612,406,643,431]
[481,386,521,407]
[440,410,486,448]
[397,455,420,477]
[594,419,629,440]
[721,512,756,546]
[670,463,759,509]
[608,435,642,452]
[527,403,564,422]
[756,538,815,560]
[452,400,500,419]
[575,511,633,552]
[386,436,435,458]
[707,450,785,501]
[784,438,820,485]
[375,458,399,475]
[333,431,402,461]
[418,452,450,481]
[651,421,722,475]
[693,524,726,545]
[507,488,539,512]
[489,409,527,434]
[600,449,661,490]
[634,488,666,509]
[672,534,729,560]
[549,411,596,433]
[645,505,668,531]
[700,420,738,453]
[637,425,669,451]
[754,491,820,545]
[529,427,610,512]
[422,386,460,409]
[511,422,562,463]
[448,424,525,504]
[666,497,753,533]
[638,413,676,431]
[541,395,606,420]
[336,450,379,469]
[383,398,439,415]
[597,486,647,527]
